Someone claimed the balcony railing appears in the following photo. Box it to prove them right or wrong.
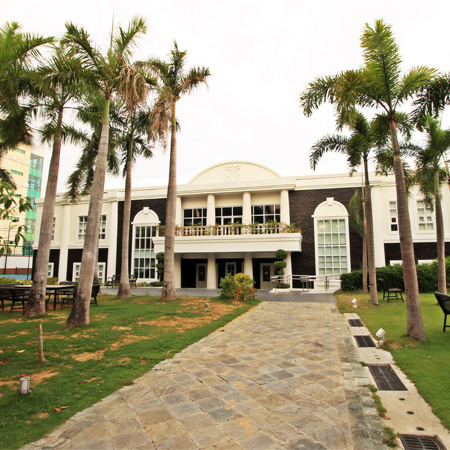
[162,222,301,237]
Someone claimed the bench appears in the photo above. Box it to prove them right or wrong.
[106,275,137,288]
[434,292,450,332]
[61,284,100,308]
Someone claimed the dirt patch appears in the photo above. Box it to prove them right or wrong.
[31,370,59,384]
[137,301,237,330]
[110,335,151,350]
[92,314,109,321]
[8,330,31,337]
[112,326,132,331]
[72,349,106,361]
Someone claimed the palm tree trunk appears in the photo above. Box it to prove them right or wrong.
[67,100,110,327]
[364,159,378,305]
[435,171,447,293]
[161,102,178,300]
[362,189,368,293]
[118,147,133,298]
[389,120,426,341]
[24,108,64,317]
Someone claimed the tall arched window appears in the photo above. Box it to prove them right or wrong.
[132,208,160,281]
[313,198,350,275]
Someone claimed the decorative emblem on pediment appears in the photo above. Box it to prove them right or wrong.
[225,165,241,183]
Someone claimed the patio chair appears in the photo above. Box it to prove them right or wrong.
[434,292,450,332]
[106,274,120,288]
[129,275,137,288]
[379,279,404,302]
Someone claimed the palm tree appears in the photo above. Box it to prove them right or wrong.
[0,22,53,179]
[62,17,148,327]
[115,107,153,298]
[23,43,85,317]
[145,42,210,300]
[410,116,450,294]
[300,19,437,341]
[309,112,380,304]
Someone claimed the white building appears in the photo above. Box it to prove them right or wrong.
[35,161,450,288]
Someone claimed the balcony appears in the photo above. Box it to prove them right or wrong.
[154,223,302,254]
[172,222,300,237]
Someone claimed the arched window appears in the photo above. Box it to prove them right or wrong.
[132,208,160,281]
[313,198,350,275]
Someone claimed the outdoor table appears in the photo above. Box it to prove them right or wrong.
[45,285,76,310]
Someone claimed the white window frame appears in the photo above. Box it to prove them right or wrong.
[251,205,281,224]
[225,262,236,276]
[78,215,107,240]
[416,200,434,231]
[313,198,351,276]
[78,216,88,240]
[183,208,207,226]
[51,217,55,241]
[131,208,161,282]
[388,201,398,232]
[47,263,54,278]
[215,206,243,225]
[72,262,106,283]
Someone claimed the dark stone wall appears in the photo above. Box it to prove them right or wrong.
[32,249,60,278]
[289,187,363,275]
[116,198,167,275]
[384,242,450,265]
[66,248,108,281]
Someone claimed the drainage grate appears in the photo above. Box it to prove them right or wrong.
[367,364,407,391]
[348,318,363,327]
[354,335,376,347]
[400,434,446,450]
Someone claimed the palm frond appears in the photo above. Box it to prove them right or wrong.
[309,135,349,170]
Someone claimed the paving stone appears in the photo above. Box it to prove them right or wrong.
[110,429,153,450]
[237,431,278,450]
[190,426,230,447]
[138,407,174,427]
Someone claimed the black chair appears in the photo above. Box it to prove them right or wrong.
[59,284,77,309]
[379,279,404,302]
[0,286,15,311]
[434,292,450,332]
[129,275,137,288]
[91,284,100,305]
[106,275,120,288]
[60,284,99,308]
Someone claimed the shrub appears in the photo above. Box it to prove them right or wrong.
[150,281,163,287]
[220,273,257,302]
[340,260,448,293]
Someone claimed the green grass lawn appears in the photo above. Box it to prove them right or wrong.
[0,294,261,450]
[336,291,450,431]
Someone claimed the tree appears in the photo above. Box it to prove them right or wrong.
[146,42,210,300]
[115,107,153,298]
[410,116,450,293]
[0,181,32,256]
[24,43,85,317]
[300,19,437,341]
[62,17,148,326]
[309,112,380,304]
[0,22,53,181]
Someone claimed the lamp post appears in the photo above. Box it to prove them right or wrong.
[4,217,19,274]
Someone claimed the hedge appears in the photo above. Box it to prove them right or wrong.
[340,257,450,293]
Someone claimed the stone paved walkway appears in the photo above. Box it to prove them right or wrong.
[22,302,390,450]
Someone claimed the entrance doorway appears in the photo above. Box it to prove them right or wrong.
[260,263,274,289]
[196,263,207,288]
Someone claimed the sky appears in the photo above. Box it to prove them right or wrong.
[4,0,450,191]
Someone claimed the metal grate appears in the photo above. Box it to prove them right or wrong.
[354,335,376,347]
[400,434,446,450]
[348,318,363,327]
[368,364,407,391]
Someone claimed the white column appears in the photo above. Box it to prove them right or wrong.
[280,190,290,223]
[107,200,118,279]
[58,204,71,281]
[174,253,181,288]
[176,197,182,226]
[285,252,292,284]
[243,192,252,224]
[371,186,385,267]
[207,194,215,226]
[207,253,216,288]
[244,253,253,278]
